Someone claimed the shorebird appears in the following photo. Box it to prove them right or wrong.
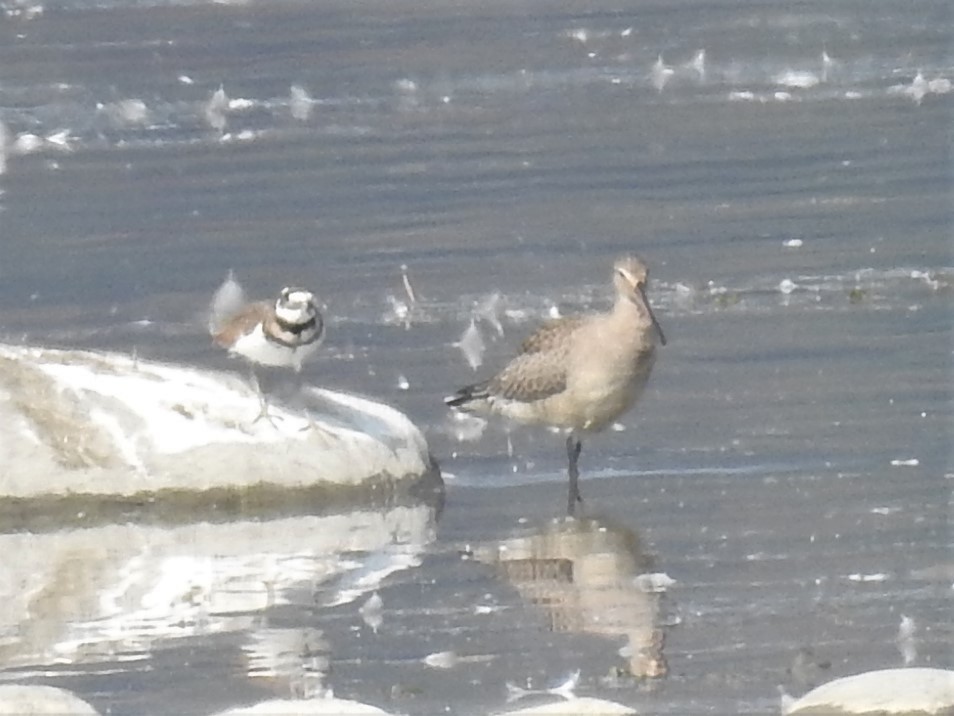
[445,255,666,515]
[210,275,324,423]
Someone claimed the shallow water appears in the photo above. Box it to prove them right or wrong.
[0,0,951,713]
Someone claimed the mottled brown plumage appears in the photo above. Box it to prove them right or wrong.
[490,346,570,402]
[518,316,585,354]
[446,255,666,514]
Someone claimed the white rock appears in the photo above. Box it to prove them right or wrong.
[786,668,954,715]
[211,697,393,715]
[0,685,99,715]
[494,697,636,715]
[0,344,434,499]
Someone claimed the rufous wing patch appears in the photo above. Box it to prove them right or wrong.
[211,301,271,347]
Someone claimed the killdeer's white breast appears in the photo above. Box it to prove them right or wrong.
[213,286,324,373]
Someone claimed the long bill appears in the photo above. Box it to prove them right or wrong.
[637,285,667,346]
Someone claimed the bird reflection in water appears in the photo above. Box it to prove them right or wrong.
[474,516,669,680]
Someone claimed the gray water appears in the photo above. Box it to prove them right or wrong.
[0,0,951,713]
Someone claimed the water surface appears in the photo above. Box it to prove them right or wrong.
[0,0,951,713]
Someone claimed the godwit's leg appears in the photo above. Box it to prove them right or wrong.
[566,435,583,516]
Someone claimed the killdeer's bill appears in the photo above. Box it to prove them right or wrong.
[210,276,324,423]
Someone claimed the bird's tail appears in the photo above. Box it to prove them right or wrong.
[208,270,246,336]
[444,381,489,409]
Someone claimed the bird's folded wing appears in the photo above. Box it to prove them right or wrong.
[519,316,585,354]
[211,302,269,346]
[490,351,568,402]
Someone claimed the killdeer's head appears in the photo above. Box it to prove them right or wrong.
[274,287,318,326]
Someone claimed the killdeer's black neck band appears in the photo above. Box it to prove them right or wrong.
[266,315,322,349]
[275,315,318,336]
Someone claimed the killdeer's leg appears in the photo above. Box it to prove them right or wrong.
[290,362,318,432]
[249,368,283,426]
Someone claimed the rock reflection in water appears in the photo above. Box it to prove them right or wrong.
[474,517,668,679]
[0,503,438,700]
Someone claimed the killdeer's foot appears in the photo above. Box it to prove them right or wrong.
[298,413,339,443]
[251,399,285,428]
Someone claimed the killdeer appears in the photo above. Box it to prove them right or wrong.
[210,276,324,423]
[446,255,666,515]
